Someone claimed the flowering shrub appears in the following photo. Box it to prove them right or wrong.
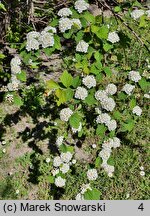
[0,0,150,200]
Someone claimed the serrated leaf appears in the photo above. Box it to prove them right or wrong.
[60,70,73,88]
[121,120,134,132]
[54,35,61,50]
[16,71,26,82]
[129,98,136,109]
[107,156,115,166]
[55,89,67,106]
[46,80,60,90]
[84,94,97,105]
[103,67,112,77]
[138,78,150,91]
[96,124,107,137]
[84,189,101,200]
[95,157,102,168]
[113,111,122,120]
[69,113,81,129]
[65,88,74,101]
[47,175,54,183]
[72,76,81,88]
[83,11,95,24]
[103,43,113,52]
[94,51,103,62]
[13,95,23,106]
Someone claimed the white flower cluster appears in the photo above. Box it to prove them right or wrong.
[59,18,82,32]
[60,108,73,122]
[131,9,144,20]
[72,122,82,133]
[82,75,96,89]
[75,183,92,200]
[5,94,14,103]
[122,84,135,95]
[58,8,72,17]
[99,137,121,176]
[107,32,120,43]
[132,106,142,116]
[26,26,56,51]
[55,176,66,187]
[105,83,117,95]
[146,10,150,18]
[76,40,89,53]
[95,90,116,112]
[74,0,89,13]
[56,136,64,147]
[87,168,98,181]
[75,86,88,100]
[53,151,73,187]
[128,71,141,82]
[96,113,117,131]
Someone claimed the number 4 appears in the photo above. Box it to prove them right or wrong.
[138,203,144,211]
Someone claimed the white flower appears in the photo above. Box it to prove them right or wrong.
[26,38,40,51]
[102,164,115,175]
[5,94,14,103]
[27,31,40,40]
[60,163,70,173]
[55,176,66,187]
[43,26,57,33]
[59,17,72,32]
[108,172,113,178]
[72,122,82,133]
[131,9,144,20]
[16,189,19,194]
[140,166,144,171]
[96,113,111,125]
[122,84,135,95]
[60,108,73,122]
[60,152,73,163]
[128,71,141,82]
[2,148,6,153]
[105,83,117,95]
[107,32,120,43]
[10,56,21,66]
[144,94,150,99]
[74,0,89,13]
[46,158,51,163]
[92,144,97,149]
[11,65,21,74]
[53,156,62,167]
[102,139,113,150]
[106,120,117,131]
[72,19,82,29]
[112,137,121,148]
[51,169,59,176]
[76,40,89,53]
[58,8,72,17]
[95,90,108,102]
[132,106,142,116]
[87,169,98,181]
[56,136,64,147]
[72,159,77,164]
[95,107,102,114]
[101,97,116,112]
[82,75,96,89]
[75,87,88,100]
[39,31,54,48]
[140,171,145,176]
[76,193,84,200]
[99,149,111,161]
[146,10,150,18]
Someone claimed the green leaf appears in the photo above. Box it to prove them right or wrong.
[113,111,122,120]
[138,78,150,91]
[121,120,134,132]
[95,157,102,168]
[84,94,97,105]
[83,11,95,24]
[72,76,81,88]
[54,35,61,50]
[16,71,26,82]
[13,95,23,106]
[103,67,112,77]
[43,47,55,56]
[75,31,84,43]
[46,80,60,90]
[69,113,81,129]
[50,18,59,27]
[0,53,6,59]
[98,26,109,39]
[118,92,127,100]
[47,175,54,183]
[114,6,121,13]
[107,156,115,166]
[60,70,73,88]
[94,51,103,62]
[55,89,67,106]
[65,88,74,101]
[0,3,6,11]
[59,144,74,153]
[103,43,113,52]
[96,124,107,137]
[84,189,101,200]
[129,98,136,109]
